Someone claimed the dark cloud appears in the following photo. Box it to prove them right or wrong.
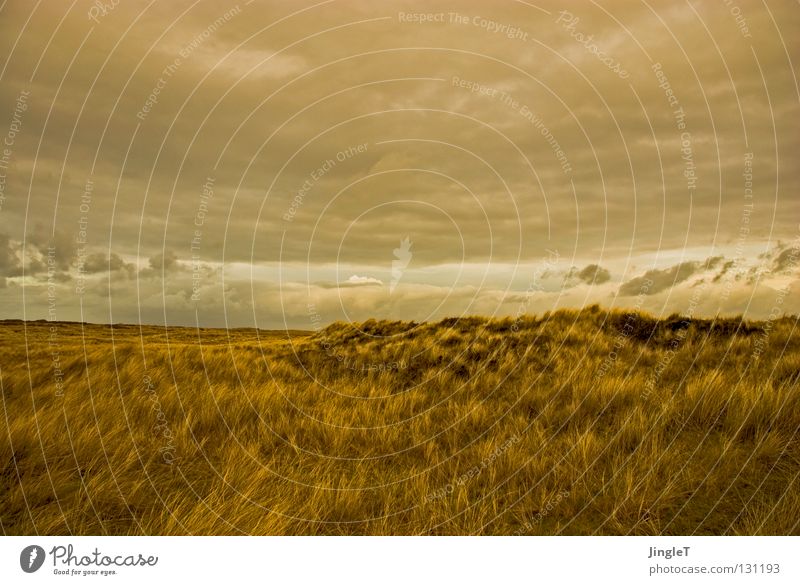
[746,265,762,285]
[703,256,724,270]
[0,232,71,283]
[0,233,21,284]
[1,0,796,268]
[0,1,797,325]
[83,253,132,274]
[562,264,612,289]
[575,264,611,285]
[619,261,699,296]
[713,260,736,283]
[27,225,76,271]
[148,251,179,272]
[772,246,800,273]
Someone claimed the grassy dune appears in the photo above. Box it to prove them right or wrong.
[1,308,799,535]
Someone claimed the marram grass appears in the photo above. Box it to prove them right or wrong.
[1,307,798,535]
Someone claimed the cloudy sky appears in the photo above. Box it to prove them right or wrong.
[0,0,797,328]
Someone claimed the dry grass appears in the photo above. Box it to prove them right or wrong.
[1,307,799,535]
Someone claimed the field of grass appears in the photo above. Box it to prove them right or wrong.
[1,307,799,535]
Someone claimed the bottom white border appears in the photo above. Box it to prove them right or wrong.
[1,536,796,584]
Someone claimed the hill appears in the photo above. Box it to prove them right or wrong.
[1,308,798,534]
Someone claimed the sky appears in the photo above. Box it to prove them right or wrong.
[0,0,798,328]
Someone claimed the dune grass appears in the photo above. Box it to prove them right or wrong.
[1,307,799,535]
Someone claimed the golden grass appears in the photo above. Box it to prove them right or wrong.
[1,307,799,535]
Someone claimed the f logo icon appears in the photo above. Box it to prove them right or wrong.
[20,545,45,573]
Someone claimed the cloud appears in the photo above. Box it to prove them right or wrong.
[147,250,179,272]
[574,264,611,285]
[713,260,736,283]
[703,256,724,270]
[619,261,699,296]
[772,246,800,273]
[27,225,75,271]
[0,230,76,284]
[0,1,797,325]
[0,233,21,285]
[83,252,133,274]
[561,263,612,289]
[344,275,383,286]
